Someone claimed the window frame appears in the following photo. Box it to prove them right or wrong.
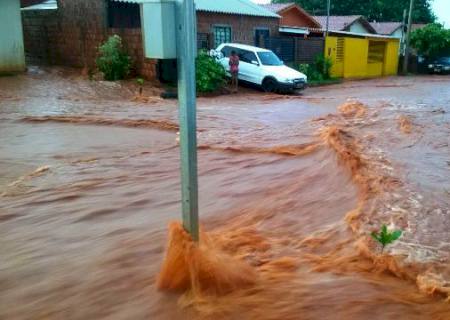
[212,24,232,48]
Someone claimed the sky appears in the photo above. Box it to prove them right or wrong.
[252,0,450,27]
[432,0,450,27]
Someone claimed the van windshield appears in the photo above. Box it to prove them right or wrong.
[257,52,283,66]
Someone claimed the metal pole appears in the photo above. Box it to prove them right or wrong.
[325,0,331,37]
[401,9,407,55]
[324,0,331,74]
[176,0,199,241]
[403,0,414,75]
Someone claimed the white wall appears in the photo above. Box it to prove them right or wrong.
[391,28,403,39]
[0,0,25,73]
[349,21,370,34]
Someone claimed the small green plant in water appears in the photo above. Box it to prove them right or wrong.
[371,224,402,252]
[136,77,144,96]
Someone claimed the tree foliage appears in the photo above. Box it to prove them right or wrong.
[410,23,450,58]
[273,0,435,24]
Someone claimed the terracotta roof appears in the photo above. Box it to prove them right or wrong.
[261,3,295,13]
[261,3,321,28]
[370,22,403,35]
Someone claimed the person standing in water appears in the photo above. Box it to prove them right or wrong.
[229,50,239,93]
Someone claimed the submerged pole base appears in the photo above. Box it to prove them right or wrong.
[157,222,256,295]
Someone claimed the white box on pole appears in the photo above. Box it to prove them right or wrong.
[140,0,177,59]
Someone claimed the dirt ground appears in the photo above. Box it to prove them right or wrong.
[1,68,449,319]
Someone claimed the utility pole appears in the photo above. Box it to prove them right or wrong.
[401,9,407,56]
[325,0,331,38]
[402,0,414,75]
[176,0,199,241]
[324,0,331,74]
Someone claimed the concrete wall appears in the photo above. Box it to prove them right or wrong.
[326,35,399,78]
[0,0,26,73]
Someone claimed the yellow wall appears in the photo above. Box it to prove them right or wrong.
[324,36,399,79]
[383,40,400,75]
[343,37,368,78]
[367,62,383,77]
[325,37,343,78]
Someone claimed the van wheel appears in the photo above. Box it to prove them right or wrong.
[262,78,277,93]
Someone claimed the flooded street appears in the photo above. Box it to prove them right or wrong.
[1,68,449,319]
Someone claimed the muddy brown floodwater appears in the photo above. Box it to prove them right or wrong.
[1,67,449,319]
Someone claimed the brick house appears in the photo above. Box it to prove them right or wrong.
[21,0,279,80]
[261,3,322,36]
[260,2,325,64]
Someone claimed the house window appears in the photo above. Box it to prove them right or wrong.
[213,26,232,47]
[107,0,141,28]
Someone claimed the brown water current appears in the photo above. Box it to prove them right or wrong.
[1,68,449,319]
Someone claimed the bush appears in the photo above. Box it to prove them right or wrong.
[196,51,226,93]
[314,54,333,79]
[297,54,333,82]
[96,35,131,81]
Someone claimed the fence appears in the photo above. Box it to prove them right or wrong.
[260,36,324,65]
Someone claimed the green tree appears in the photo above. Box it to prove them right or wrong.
[410,23,450,58]
[273,0,435,24]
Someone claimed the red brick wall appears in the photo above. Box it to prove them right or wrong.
[197,12,279,47]
[22,2,279,79]
[22,0,157,79]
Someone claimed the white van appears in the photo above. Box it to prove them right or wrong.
[213,43,307,92]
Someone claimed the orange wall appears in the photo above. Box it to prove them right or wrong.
[280,8,317,28]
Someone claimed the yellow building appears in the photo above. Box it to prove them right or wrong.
[325,32,399,79]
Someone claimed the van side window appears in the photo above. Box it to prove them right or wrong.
[240,50,258,64]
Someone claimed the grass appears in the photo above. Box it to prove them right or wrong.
[308,78,342,87]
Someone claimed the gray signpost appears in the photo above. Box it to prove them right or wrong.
[140,0,199,241]
[175,0,199,241]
